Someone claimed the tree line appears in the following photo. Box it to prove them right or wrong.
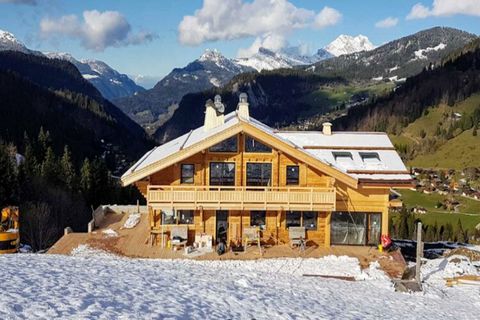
[0,128,142,252]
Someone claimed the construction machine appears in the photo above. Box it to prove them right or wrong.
[0,206,19,254]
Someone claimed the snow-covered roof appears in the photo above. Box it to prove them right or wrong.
[122,111,411,185]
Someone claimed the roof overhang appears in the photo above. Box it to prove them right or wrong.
[121,120,360,189]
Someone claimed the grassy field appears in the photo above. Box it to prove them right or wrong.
[388,94,480,169]
[395,189,480,230]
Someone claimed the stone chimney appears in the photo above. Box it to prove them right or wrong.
[237,92,249,121]
[322,122,332,135]
[204,95,225,131]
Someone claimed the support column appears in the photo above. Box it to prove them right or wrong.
[324,211,331,247]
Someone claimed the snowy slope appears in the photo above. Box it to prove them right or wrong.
[45,52,145,100]
[1,250,479,319]
[235,46,333,72]
[325,34,376,57]
[0,29,42,55]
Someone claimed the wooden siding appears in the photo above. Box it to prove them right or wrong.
[141,133,392,247]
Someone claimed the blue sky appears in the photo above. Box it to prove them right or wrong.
[1,0,480,88]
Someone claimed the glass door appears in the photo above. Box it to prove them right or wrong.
[367,214,382,245]
[216,210,228,244]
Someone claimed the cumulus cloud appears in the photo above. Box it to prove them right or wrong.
[312,7,342,30]
[407,0,480,19]
[178,0,342,46]
[40,10,156,51]
[0,0,36,5]
[375,17,398,28]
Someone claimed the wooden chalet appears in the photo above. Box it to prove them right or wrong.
[121,93,412,248]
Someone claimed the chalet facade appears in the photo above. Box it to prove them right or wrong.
[121,93,412,248]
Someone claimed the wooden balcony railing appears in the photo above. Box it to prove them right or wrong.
[147,185,336,211]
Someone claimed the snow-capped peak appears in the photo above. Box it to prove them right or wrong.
[0,29,20,44]
[199,49,227,63]
[325,34,375,57]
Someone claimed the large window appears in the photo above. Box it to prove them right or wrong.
[250,211,266,230]
[210,162,236,186]
[330,212,381,245]
[246,163,272,186]
[181,164,194,184]
[178,210,194,224]
[286,211,317,230]
[286,165,299,185]
[161,209,195,225]
[245,135,272,153]
[209,136,237,153]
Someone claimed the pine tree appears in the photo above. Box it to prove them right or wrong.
[41,147,58,183]
[433,221,439,242]
[80,158,92,203]
[60,146,76,191]
[0,143,18,206]
[444,222,454,241]
[37,127,51,161]
[397,206,410,239]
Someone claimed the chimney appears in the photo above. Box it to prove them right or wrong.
[237,92,249,121]
[204,95,225,131]
[322,122,332,135]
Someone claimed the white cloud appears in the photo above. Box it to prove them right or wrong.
[178,0,341,47]
[0,0,36,5]
[237,33,287,58]
[375,17,398,28]
[312,6,342,30]
[407,0,480,20]
[40,10,156,51]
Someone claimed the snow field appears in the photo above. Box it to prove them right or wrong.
[0,248,479,319]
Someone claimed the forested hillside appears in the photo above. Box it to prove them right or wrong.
[0,51,152,251]
[334,39,480,168]
[154,70,346,142]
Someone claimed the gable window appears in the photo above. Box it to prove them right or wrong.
[286,211,317,230]
[360,152,381,165]
[178,210,194,224]
[286,165,299,185]
[210,162,235,186]
[246,163,272,186]
[250,211,266,230]
[209,136,237,153]
[181,164,194,184]
[245,135,272,153]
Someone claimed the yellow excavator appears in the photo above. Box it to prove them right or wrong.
[0,206,19,254]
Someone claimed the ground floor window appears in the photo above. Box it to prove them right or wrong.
[178,210,194,224]
[250,211,266,230]
[330,212,381,245]
[161,209,194,225]
[286,211,317,230]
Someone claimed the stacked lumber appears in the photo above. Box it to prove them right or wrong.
[445,275,480,287]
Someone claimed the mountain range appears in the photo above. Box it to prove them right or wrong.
[114,34,376,131]
[154,27,478,145]
[0,50,152,174]
[0,30,144,101]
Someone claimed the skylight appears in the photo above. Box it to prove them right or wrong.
[360,152,382,167]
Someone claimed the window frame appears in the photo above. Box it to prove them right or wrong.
[209,136,238,153]
[244,135,272,153]
[285,211,318,230]
[209,162,236,186]
[286,165,300,185]
[250,211,266,230]
[246,162,272,186]
[178,210,195,225]
[180,164,195,184]
[330,211,382,246]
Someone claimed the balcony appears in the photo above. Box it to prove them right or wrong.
[147,185,336,211]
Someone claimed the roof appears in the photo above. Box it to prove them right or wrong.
[122,111,412,187]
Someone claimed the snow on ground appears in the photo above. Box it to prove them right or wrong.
[122,213,141,229]
[102,229,118,237]
[1,248,479,319]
